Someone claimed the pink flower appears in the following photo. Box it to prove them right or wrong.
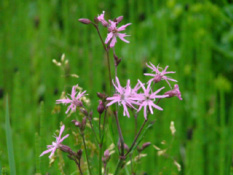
[97,11,108,27]
[40,125,69,159]
[56,85,86,114]
[137,80,168,119]
[144,62,177,88]
[164,84,182,100]
[106,77,140,117]
[105,20,131,48]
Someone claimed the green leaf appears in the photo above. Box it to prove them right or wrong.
[5,95,16,175]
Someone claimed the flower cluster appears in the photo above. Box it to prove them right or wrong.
[96,11,131,48]
[40,11,183,175]
[106,62,182,119]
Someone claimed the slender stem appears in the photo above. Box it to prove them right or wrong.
[113,48,117,77]
[124,119,147,157]
[99,113,102,140]
[114,112,124,156]
[93,24,112,91]
[81,133,92,175]
[88,118,99,144]
[77,161,83,175]
[102,110,107,142]
[133,111,138,137]
[103,163,107,175]
[113,160,122,175]
[99,144,103,175]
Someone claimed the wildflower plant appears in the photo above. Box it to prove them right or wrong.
[40,11,183,175]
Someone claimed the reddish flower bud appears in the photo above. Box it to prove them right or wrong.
[164,84,182,100]
[81,117,87,131]
[60,144,72,154]
[78,18,91,24]
[77,149,83,159]
[116,16,123,23]
[102,149,111,163]
[80,108,88,116]
[72,120,80,127]
[97,100,105,114]
[142,142,151,150]
[124,143,129,152]
[97,92,107,100]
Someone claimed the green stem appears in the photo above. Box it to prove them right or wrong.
[99,144,103,175]
[124,119,147,157]
[93,24,112,92]
[113,160,122,175]
[81,133,92,175]
[114,112,124,156]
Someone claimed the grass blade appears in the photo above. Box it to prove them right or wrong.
[5,95,16,175]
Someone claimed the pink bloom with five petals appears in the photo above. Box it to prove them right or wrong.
[144,62,177,88]
[56,85,86,114]
[106,77,140,117]
[105,20,131,48]
[137,80,168,119]
[40,125,69,159]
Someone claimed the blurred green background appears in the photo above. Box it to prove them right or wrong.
[0,0,233,174]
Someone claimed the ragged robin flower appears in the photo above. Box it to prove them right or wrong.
[106,77,140,117]
[144,62,177,88]
[56,85,86,114]
[137,80,168,119]
[105,20,131,48]
[40,125,69,159]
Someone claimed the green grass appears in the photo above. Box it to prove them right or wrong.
[0,0,233,174]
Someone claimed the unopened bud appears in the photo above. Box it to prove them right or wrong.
[80,108,88,116]
[170,121,176,135]
[81,117,87,131]
[60,145,72,154]
[142,142,151,150]
[97,92,106,100]
[94,16,99,24]
[104,149,110,158]
[113,53,121,67]
[116,16,123,23]
[77,149,82,159]
[164,84,182,100]
[61,54,65,62]
[124,143,129,151]
[78,18,91,24]
[97,100,105,114]
[102,149,111,163]
[72,120,80,127]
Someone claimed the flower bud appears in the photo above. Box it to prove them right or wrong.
[102,149,111,163]
[116,16,123,23]
[164,84,182,100]
[77,149,83,159]
[97,92,107,100]
[142,142,151,150]
[97,100,105,114]
[94,16,99,24]
[81,117,87,131]
[114,53,121,67]
[60,145,72,154]
[72,120,80,127]
[78,18,91,24]
[124,143,129,152]
[80,108,88,116]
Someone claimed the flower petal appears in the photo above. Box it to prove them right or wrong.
[105,32,113,44]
